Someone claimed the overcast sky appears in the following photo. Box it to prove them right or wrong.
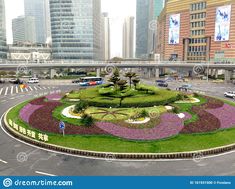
[5,0,136,58]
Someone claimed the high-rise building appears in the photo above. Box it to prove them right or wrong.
[12,16,36,44]
[44,0,51,42]
[156,0,235,62]
[49,0,101,60]
[0,0,7,59]
[122,17,135,59]
[24,0,49,43]
[148,0,165,55]
[136,0,150,58]
[136,0,165,58]
[100,12,110,61]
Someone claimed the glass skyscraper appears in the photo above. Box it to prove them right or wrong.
[0,0,6,59]
[24,0,48,43]
[49,0,101,60]
[136,0,150,59]
[136,0,165,58]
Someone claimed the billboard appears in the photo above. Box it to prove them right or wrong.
[215,5,231,41]
[168,14,180,44]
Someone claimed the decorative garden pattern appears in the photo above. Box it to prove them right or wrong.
[5,70,235,154]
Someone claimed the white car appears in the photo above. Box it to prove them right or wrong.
[28,78,39,84]
[224,91,235,98]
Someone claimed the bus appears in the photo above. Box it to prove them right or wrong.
[79,77,104,86]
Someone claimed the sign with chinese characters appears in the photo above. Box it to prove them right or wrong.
[8,119,49,142]
[214,5,231,41]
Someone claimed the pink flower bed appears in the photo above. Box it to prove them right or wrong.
[96,113,192,140]
[206,104,235,129]
[46,94,63,101]
[20,104,44,123]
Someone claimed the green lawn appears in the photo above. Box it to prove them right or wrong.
[5,99,235,153]
[173,96,207,125]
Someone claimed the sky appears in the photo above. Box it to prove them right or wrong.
[5,0,136,58]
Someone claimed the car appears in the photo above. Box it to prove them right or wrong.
[178,84,192,91]
[0,78,5,83]
[9,78,24,84]
[28,78,39,84]
[72,79,80,83]
[157,81,168,87]
[224,91,235,98]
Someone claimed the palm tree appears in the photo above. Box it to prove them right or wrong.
[132,78,140,90]
[125,72,137,88]
[117,80,127,91]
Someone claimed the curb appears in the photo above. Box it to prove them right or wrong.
[3,107,235,160]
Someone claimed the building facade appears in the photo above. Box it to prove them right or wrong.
[100,12,110,61]
[148,0,165,55]
[24,0,49,44]
[49,0,101,60]
[136,0,165,58]
[7,43,52,62]
[0,0,7,59]
[122,17,135,59]
[12,16,36,44]
[157,0,235,62]
[136,0,150,58]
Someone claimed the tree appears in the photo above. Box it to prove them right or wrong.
[0,71,7,76]
[125,72,137,88]
[117,80,127,91]
[108,68,120,88]
[132,78,140,90]
[8,71,16,76]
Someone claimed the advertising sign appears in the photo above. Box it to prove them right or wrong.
[168,14,180,44]
[215,5,231,41]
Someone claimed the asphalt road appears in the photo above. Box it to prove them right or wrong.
[0,81,235,176]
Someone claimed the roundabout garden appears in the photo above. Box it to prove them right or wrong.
[4,69,235,158]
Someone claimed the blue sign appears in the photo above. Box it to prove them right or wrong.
[59,121,65,130]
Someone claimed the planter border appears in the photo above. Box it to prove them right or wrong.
[3,106,235,160]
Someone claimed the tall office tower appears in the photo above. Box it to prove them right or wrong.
[100,12,110,61]
[44,0,51,41]
[148,0,165,54]
[24,0,48,43]
[0,0,7,59]
[122,17,135,59]
[136,0,150,59]
[12,16,36,44]
[49,0,101,60]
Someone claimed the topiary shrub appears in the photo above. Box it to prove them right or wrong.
[74,100,88,113]
[140,109,148,118]
[81,114,94,127]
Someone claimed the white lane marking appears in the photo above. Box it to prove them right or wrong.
[28,86,33,91]
[43,87,47,90]
[37,86,42,90]
[34,86,38,91]
[1,100,7,103]
[0,88,3,95]
[4,87,8,96]
[35,171,56,176]
[15,86,18,94]
[0,159,8,164]
[25,87,29,92]
[20,86,23,93]
[10,86,14,95]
